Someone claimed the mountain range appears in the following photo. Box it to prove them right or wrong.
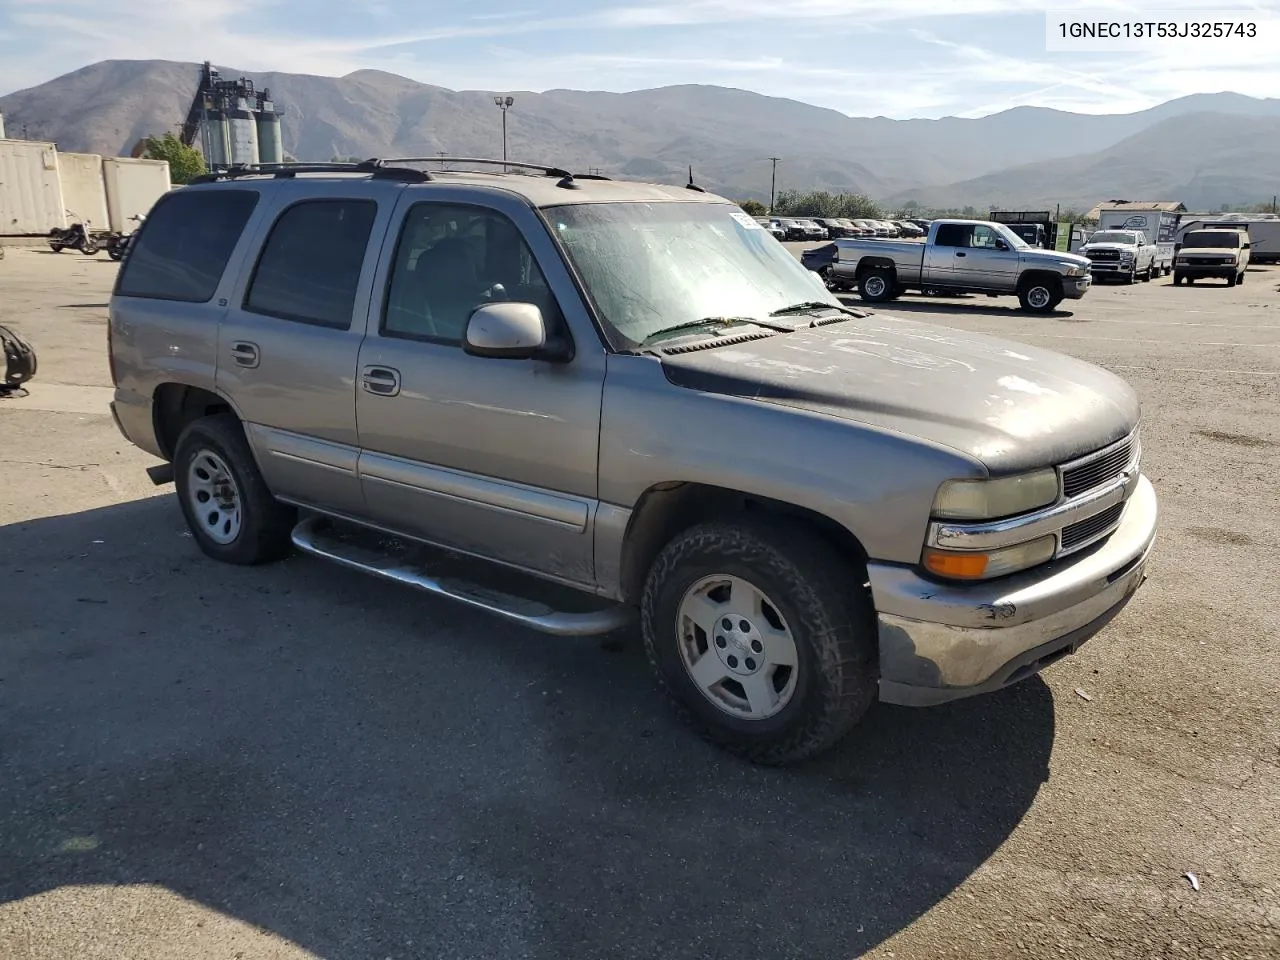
[2,59,1278,211]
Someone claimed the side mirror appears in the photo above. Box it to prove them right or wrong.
[995,239,1009,251]
[463,301,570,362]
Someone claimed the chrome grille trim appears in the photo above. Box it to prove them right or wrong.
[1060,428,1140,499]
[1061,502,1125,554]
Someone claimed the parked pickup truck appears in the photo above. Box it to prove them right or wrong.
[1079,229,1158,283]
[829,218,1093,312]
[107,161,1157,766]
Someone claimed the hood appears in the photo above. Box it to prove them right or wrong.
[1023,247,1091,270]
[659,314,1139,474]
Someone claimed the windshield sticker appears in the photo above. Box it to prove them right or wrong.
[729,211,764,230]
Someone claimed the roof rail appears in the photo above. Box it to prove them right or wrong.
[188,159,431,185]
[380,156,579,177]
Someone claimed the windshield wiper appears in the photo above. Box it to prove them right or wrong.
[769,300,859,317]
[638,316,789,347]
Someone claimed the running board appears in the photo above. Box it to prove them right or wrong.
[290,515,634,637]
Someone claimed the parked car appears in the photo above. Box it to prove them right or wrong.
[1079,229,1157,283]
[828,218,1093,312]
[107,163,1153,766]
[792,218,828,241]
[811,217,847,238]
[850,219,884,237]
[756,217,787,241]
[772,218,807,241]
[835,218,867,238]
[893,221,925,238]
[1173,228,1251,286]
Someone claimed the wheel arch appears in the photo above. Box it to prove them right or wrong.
[152,382,243,461]
[617,481,871,606]
[855,256,897,280]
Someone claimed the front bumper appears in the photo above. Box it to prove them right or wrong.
[1062,276,1092,300]
[1176,261,1239,278]
[1088,262,1135,277]
[870,473,1157,706]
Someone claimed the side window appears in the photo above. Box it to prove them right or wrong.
[933,224,973,247]
[972,225,1000,248]
[383,203,564,345]
[116,189,259,302]
[244,199,377,329]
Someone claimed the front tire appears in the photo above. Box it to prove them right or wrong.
[1018,277,1060,313]
[173,413,297,565]
[641,518,877,766]
[1173,272,1183,286]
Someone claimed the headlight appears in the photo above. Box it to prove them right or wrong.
[922,535,1057,581]
[1065,266,1087,277]
[931,468,1059,520]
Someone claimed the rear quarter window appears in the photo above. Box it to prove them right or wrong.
[115,189,260,302]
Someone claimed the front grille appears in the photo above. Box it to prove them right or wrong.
[1061,503,1124,551]
[1062,437,1134,498]
[1087,249,1120,261]
[1187,256,1228,265]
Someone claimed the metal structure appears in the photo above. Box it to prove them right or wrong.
[180,61,284,169]
[768,157,781,214]
[493,95,514,169]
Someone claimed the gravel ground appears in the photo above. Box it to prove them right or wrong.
[1,246,1277,960]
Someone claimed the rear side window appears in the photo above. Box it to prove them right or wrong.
[933,224,973,247]
[245,199,377,329]
[116,189,259,302]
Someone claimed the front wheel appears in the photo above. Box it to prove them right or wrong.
[173,413,297,565]
[1173,272,1184,286]
[79,237,100,255]
[858,269,895,303]
[1018,277,1060,313]
[641,518,877,766]
[1142,265,1153,281]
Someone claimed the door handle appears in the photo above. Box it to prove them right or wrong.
[361,365,401,397]
[955,251,967,257]
[230,341,260,368]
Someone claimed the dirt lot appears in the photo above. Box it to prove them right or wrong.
[1,245,1277,960]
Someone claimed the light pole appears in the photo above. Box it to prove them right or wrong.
[768,156,781,215]
[494,95,514,170]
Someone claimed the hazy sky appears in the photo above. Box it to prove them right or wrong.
[2,0,1278,118]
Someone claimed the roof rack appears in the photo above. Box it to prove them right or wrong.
[188,159,431,185]
[378,156,611,190]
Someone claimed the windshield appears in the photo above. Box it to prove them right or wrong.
[1182,231,1242,248]
[1088,231,1138,245]
[992,223,1030,249]
[547,201,840,349]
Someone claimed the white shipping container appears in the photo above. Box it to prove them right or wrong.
[0,138,67,235]
[103,156,171,233]
[57,151,110,230]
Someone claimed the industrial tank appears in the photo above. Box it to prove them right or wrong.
[255,101,284,165]
[228,102,260,167]
[201,108,231,169]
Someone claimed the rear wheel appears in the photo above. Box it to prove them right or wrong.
[641,518,877,766]
[174,414,297,565]
[858,269,895,303]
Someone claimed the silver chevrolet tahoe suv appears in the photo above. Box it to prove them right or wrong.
[107,159,1158,765]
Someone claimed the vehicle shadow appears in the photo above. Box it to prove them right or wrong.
[0,496,1057,960]
[838,293,1076,321]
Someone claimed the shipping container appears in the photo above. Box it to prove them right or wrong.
[57,151,110,230]
[102,156,171,232]
[0,138,67,235]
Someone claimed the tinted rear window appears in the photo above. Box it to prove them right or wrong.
[244,199,377,328]
[116,189,259,302]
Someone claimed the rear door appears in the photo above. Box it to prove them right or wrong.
[215,179,399,516]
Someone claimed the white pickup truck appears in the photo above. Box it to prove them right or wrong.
[827,218,1093,313]
[1079,229,1159,283]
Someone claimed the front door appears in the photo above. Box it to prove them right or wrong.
[354,190,606,588]
[216,180,399,516]
[963,223,1021,289]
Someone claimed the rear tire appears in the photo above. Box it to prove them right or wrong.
[173,413,297,566]
[641,517,878,766]
[858,269,895,303]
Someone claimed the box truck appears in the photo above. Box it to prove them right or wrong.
[102,157,171,233]
[1097,208,1181,275]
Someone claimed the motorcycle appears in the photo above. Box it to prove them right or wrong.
[107,214,146,262]
[48,221,101,256]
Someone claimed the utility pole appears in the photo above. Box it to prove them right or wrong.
[494,95,514,170]
[768,157,781,215]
